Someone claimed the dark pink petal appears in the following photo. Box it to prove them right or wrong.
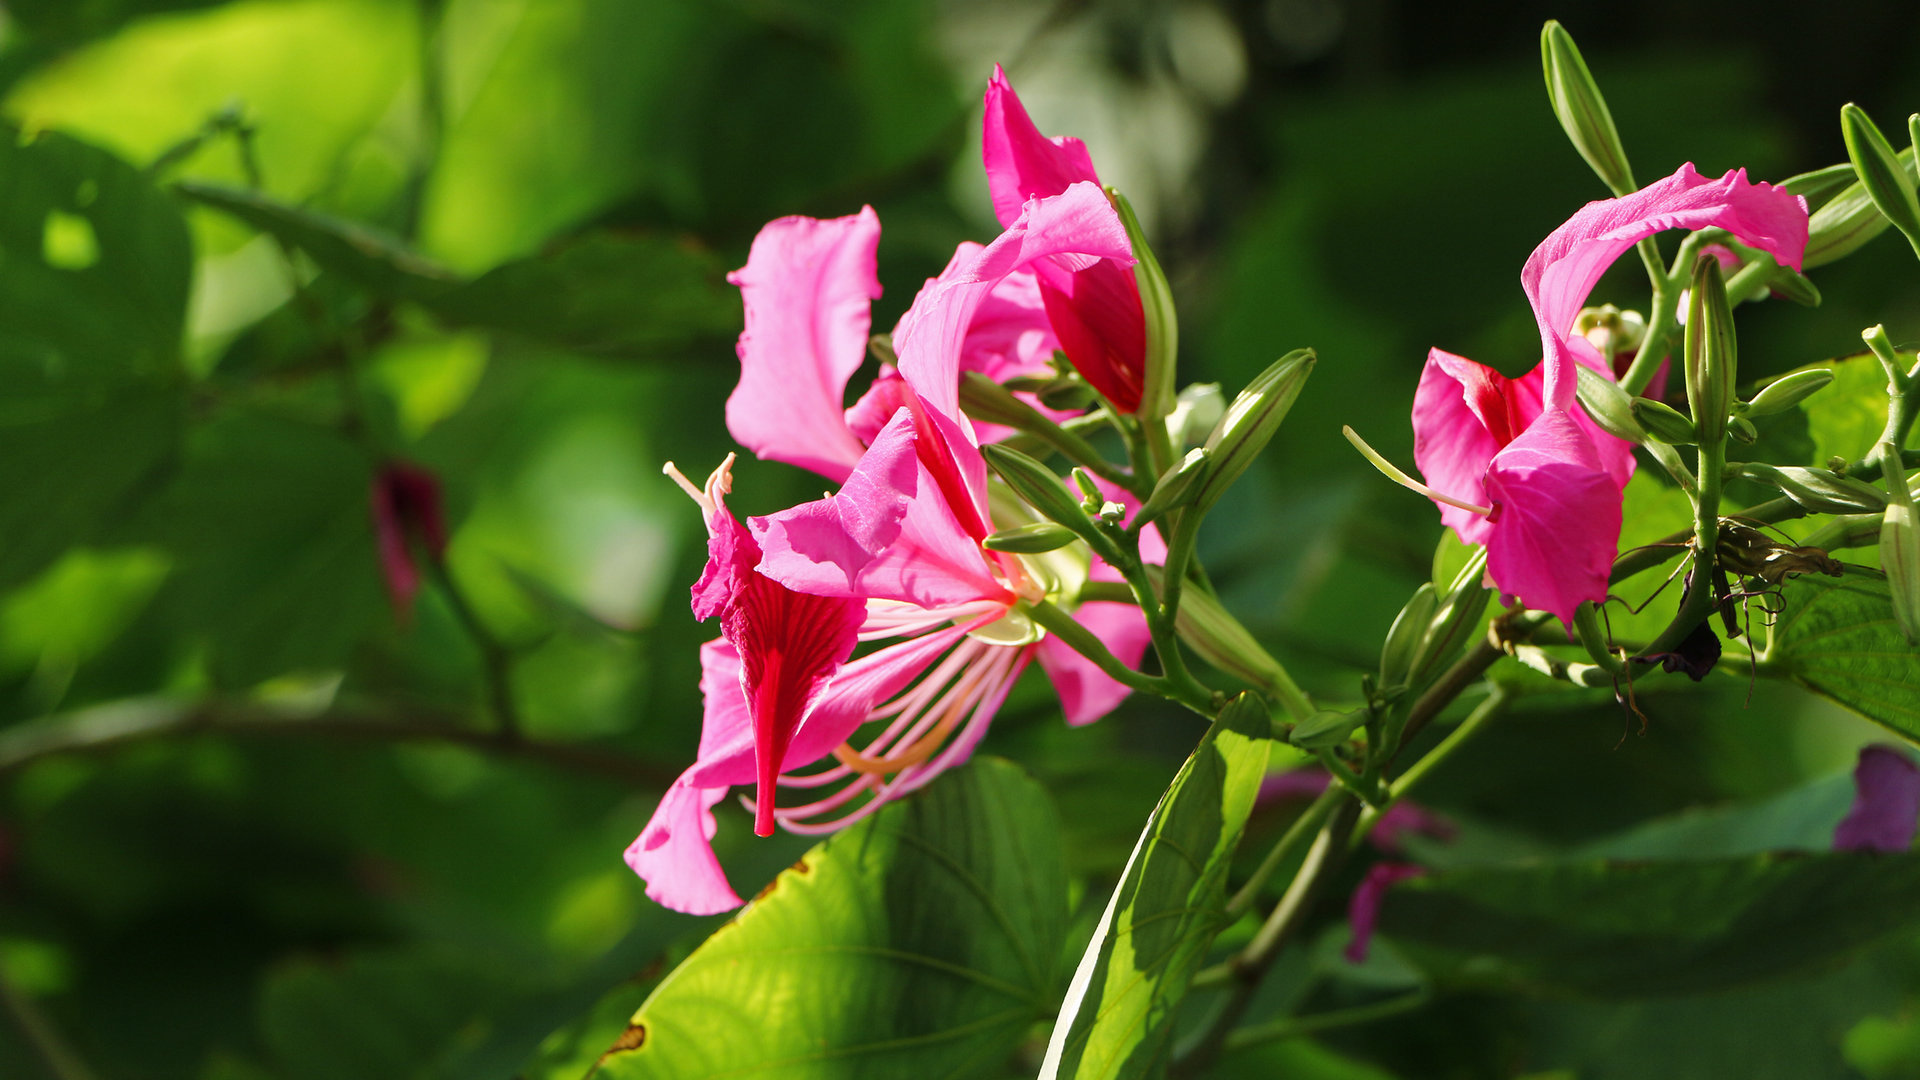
[1524,164,1808,409]
[625,771,743,915]
[1411,349,1527,548]
[1345,863,1426,964]
[1371,802,1458,854]
[370,473,420,618]
[1037,257,1145,413]
[1256,769,1332,806]
[982,65,1101,228]
[956,261,1061,382]
[844,367,913,447]
[726,208,882,483]
[370,462,448,620]
[894,181,1133,440]
[1035,599,1150,726]
[1482,408,1622,627]
[1835,745,1920,853]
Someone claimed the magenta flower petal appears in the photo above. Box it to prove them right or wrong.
[1411,349,1528,548]
[1036,599,1151,726]
[624,771,742,916]
[982,64,1101,228]
[1037,257,1146,412]
[1526,163,1808,408]
[1834,745,1920,853]
[1345,862,1425,964]
[726,208,882,482]
[1481,407,1622,626]
[956,261,1062,382]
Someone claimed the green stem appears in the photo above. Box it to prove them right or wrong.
[1354,689,1505,849]
[1224,987,1432,1052]
[1641,439,1724,657]
[427,560,522,737]
[1223,785,1344,920]
[0,967,98,1080]
[1027,600,1209,714]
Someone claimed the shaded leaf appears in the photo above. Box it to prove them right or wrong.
[597,758,1068,1080]
[1379,850,1920,996]
[1764,573,1920,743]
[1041,693,1273,1080]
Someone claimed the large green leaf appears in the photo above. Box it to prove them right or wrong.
[1041,693,1273,1080]
[596,757,1069,1080]
[1762,573,1920,742]
[1379,850,1920,996]
[0,128,191,589]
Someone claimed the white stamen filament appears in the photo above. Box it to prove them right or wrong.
[1342,426,1494,517]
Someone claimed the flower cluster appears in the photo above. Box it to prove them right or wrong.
[627,70,1158,915]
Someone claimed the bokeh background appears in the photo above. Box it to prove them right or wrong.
[3,0,1920,1076]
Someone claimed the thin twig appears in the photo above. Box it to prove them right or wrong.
[0,966,100,1080]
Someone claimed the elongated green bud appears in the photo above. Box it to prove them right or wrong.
[1684,255,1736,445]
[1159,568,1290,692]
[1136,447,1210,524]
[960,370,1047,429]
[1289,707,1368,750]
[1193,348,1315,511]
[1377,583,1439,694]
[1842,104,1920,259]
[1783,161,1866,202]
[1541,21,1634,195]
[983,444,1095,539]
[1110,187,1178,423]
[1879,444,1920,644]
[1408,545,1492,688]
[1806,145,1919,268]
[982,521,1080,554]
[1631,396,1698,445]
[1574,365,1646,443]
[1728,416,1758,444]
[1745,368,1833,417]
[1761,266,1823,308]
[1740,462,1887,515]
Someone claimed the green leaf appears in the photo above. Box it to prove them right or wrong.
[597,758,1069,1080]
[1782,352,1916,467]
[1763,572,1920,742]
[1379,850,1920,996]
[174,180,457,303]
[429,233,738,361]
[1041,693,1273,1080]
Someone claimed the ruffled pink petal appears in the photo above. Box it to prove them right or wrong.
[982,65,1101,228]
[1515,360,1635,491]
[1525,164,1809,409]
[726,208,882,483]
[1344,863,1425,964]
[894,181,1134,441]
[1482,408,1622,627]
[1834,745,1920,853]
[1036,599,1150,725]
[844,367,913,447]
[1411,349,1523,547]
[752,411,1005,610]
[624,771,742,915]
[959,262,1062,382]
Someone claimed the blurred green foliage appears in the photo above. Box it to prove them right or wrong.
[0,0,1919,1077]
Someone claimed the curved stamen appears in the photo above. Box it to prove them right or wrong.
[1343,426,1494,517]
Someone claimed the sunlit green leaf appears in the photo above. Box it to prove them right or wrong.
[1042,693,1273,1080]
[597,758,1068,1080]
[1764,573,1920,743]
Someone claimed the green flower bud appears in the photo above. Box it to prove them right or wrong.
[1739,462,1887,515]
[1167,383,1225,447]
[1745,368,1833,417]
[959,370,1045,429]
[1289,707,1369,750]
[1879,444,1920,644]
[1407,545,1492,688]
[1728,415,1759,444]
[1109,187,1178,423]
[1192,348,1316,511]
[983,444,1095,539]
[1377,583,1438,694]
[1160,568,1291,693]
[1630,396,1698,445]
[1136,447,1211,524]
[1760,266,1823,308]
[1806,145,1919,268]
[1841,103,1920,260]
[1541,21,1635,195]
[1572,303,1646,360]
[1783,161,1866,202]
[982,521,1080,554]
[1571,600,1625,675]
[1683,254,1736,445]
[1574,365,1646,443]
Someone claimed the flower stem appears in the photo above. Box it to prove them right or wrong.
[1,966,99,1080]
[1027,599,1211,715]
[1223,987,1432,1052]
[1223,782,1345,920]
[1353,688,1505,849]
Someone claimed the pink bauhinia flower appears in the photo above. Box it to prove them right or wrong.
[1409,164,1809,625]
[983,65,1147,413]
[628,181,1155,915]
[369,461,448,622]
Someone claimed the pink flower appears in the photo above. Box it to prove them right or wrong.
[628,181,1155,914]
[1411,164,1809,625]
[1345,863,1426,964]
[983,66,1147,413]
[1834,745,1920,853]
[369,461,447,622]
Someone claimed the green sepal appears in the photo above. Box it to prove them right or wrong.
[1377,583,1439,693]
[1745,368,1834,416]
[1630,397,1698,445]
[983,444,1096,539]
[1289,707,1369,749]
[1110,187,1178,424]
[983,521,1081,554]
[1541,20,1635,195]
[1841,103,1920,259]
[1135,447,1210,524]
[1574,365,1647,443]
